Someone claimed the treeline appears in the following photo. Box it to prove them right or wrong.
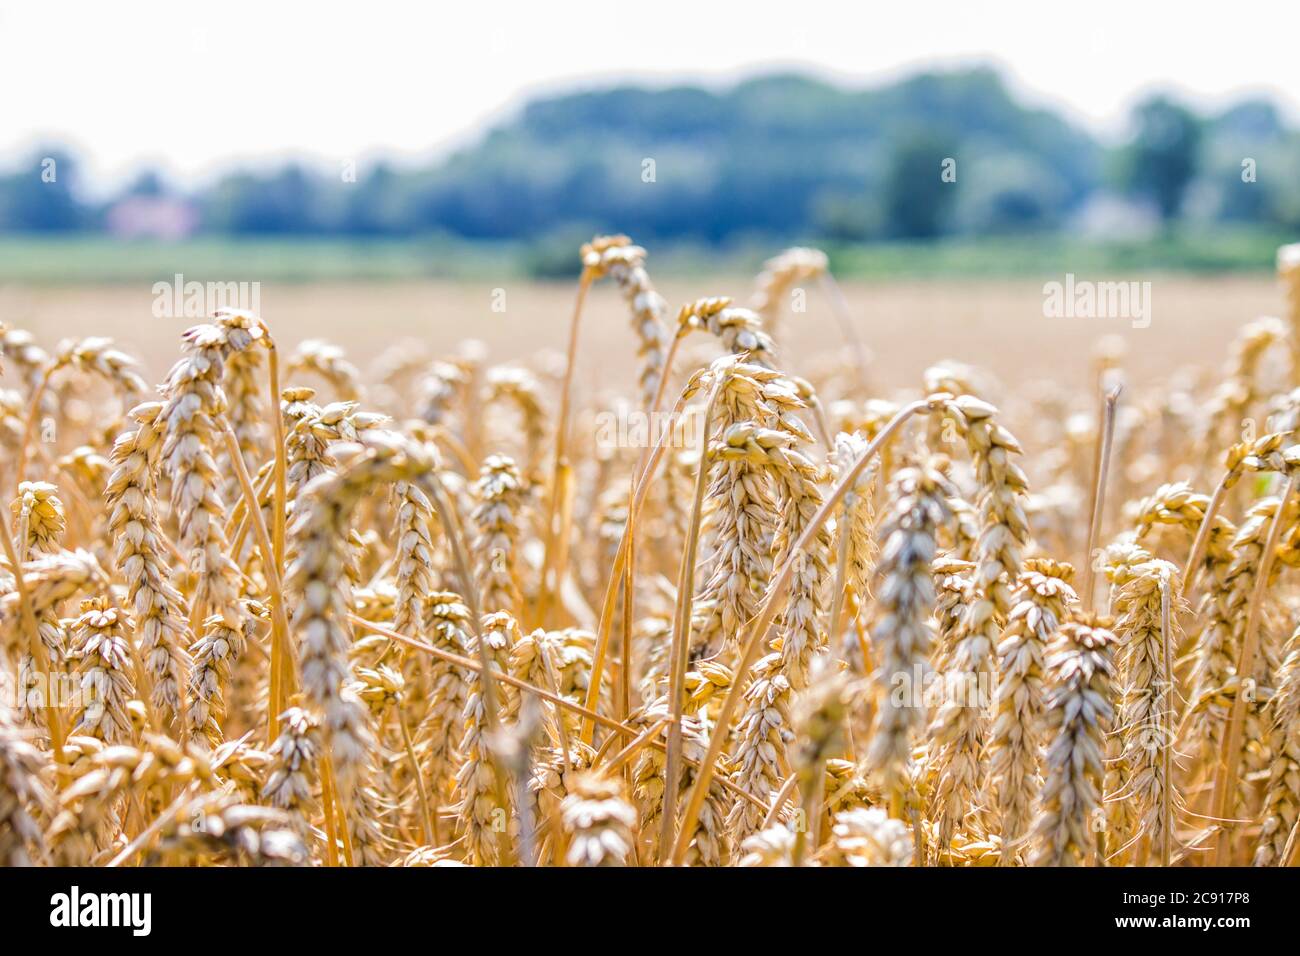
[3,68,1298,243]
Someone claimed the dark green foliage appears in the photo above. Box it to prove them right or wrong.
[2,70,1297,243]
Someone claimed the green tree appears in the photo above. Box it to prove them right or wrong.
[883,133,958,239]
[0,149,86,231]
[1122,96,1202,223]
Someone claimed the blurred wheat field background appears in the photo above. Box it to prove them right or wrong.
[1,274,1279,392]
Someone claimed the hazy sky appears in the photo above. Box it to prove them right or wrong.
[4,0,1296,189]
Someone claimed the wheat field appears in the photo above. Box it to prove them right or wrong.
[1,272,1279,391]
[1,237,1298,867]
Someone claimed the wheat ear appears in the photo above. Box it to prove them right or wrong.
[927,396,1031,852]
[582,235,671,411]
[1110,559,1184,863]
[485,366,549,478]
[415,591,475,820]
[471,454,525,618]
[829,432,877,663]
[559,769,637,866]
[989,559,1076,860]
[260,704,321,830]
[287,433,436,800]
[453,610,520,865]
[691,363,794,658]
[66,598,136,743]
[106,402,193,730]
[1211,466,1300,862]
[817,807,914,866]
[0,703,50,866]
[790,667,849,865]
[752,247,828,340]
[13,336,146,492]
[1029,617,1118,866]
[671,394,953,865]
[1255,618,1300,864]
[286,339,362,401]
[632,701,731,866]
[864,461,954,808]
[726,418,833,844]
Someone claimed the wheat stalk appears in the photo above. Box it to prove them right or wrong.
[485,367,549,477]
[671,395,952,864]
[391,475,438,640]
[820,807,913,866]
[471,454,525,618]
[1201,318,1287,461]
[1277,243,1300,382]
[149,790,307,866]
[220,337,266,491]
[726,417,833,843]
[737,822,796,866]
[752,247,828,340]
[864,461,954,808]
[66,598,136,743]
[789,666,848,865]
[1029,617,1118,866]
[12,336,146,494]
[829,432,877,662]
[158,317,261,685]
[927,395,1031,852]
[1255,617,1300,865]
[1133,481,1236,593]
[7,482,69,733]
[186,604,263,747]
[1184,486,1294,800]
[0,327,50,404]
[12,233,1300,869]
[287,433,435,802]
[1185,432,1292,594]
[47,733,216,864]
[287,339,362,401]
[11,481,64,558]
[1211,467,1300,862]
[582,235,671,411]
[559,769,637,866]
[454,610,519,865]
[631,700,731,866]
[261,704,321,841]
[691,364,794,658]
[106,402,193,729]
[0,703,49,866]
[1109,559,1183,863]
[415,591,475,821]
[680,298,777,369]
[989,559,1076,860]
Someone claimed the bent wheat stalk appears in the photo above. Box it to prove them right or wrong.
[581,366,720,744]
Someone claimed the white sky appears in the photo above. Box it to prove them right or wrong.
[3,0,1297,191]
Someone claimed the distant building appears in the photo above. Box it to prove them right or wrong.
[105,196,199,239]
[1069,193,1160,240]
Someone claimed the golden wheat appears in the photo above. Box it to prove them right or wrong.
[4,235,1300,869]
